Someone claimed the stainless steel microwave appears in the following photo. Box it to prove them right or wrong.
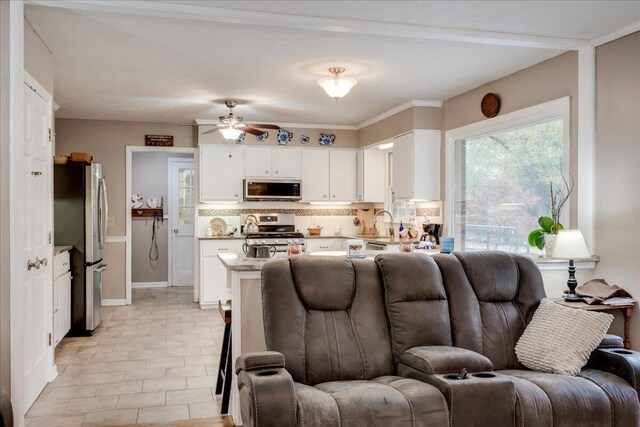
[243,179,302,201]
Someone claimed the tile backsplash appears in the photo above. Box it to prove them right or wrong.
[197,202,442,237]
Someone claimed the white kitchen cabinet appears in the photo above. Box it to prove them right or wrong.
[199,240,244,309]
[244,147,272,178]
[357,148,386,203]
[200,145,244,202]
[302,149,357,202]
[392,130,440,201]
[305,238,344,253]
[53,250,71,347]
[301,149,330,201]
[244,147,300,179]
[271,148,300,178]
[329,150,357,202]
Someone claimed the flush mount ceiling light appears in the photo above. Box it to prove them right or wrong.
[317,67,358,100]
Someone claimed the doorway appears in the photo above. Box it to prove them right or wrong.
[126,147,197,304]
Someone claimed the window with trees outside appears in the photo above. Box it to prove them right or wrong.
[453,116,566,254]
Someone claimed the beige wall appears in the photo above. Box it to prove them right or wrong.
[593,31,640,349]
[442,51,579,225]
[131,152,192,284]
[198,126,358,148]
[358,106,441,147]
[24,18,53,96]
[55,119,197,299]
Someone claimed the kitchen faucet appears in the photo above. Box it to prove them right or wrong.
[373,210,395,237]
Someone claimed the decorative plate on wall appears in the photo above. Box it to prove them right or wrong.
[256,131,269,142]
[319,133,336,146]
[131,193,144,208]
[481,93,501,118]
[301,135,310,144]
[277,129,293,145]
[147,197,162,208]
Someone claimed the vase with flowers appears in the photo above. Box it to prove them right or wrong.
[528,175,574,257]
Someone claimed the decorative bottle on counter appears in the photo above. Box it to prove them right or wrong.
[399,222,404,234]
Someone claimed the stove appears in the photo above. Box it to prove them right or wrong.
[242,214,305,252]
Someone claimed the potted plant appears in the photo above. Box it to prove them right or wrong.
[528,176,573,257]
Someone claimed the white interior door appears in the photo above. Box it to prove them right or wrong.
[169,159,195,286]
[22,78,53,411]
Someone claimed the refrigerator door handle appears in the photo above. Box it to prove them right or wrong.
[97,178,108,249]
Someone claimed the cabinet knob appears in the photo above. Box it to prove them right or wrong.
[332,195,336,198]
[275,171,279,174]
[234,193,239,197]
[323,195,327,198]
[228,154,232,158]
[265,171,269,174]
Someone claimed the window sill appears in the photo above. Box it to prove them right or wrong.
[529,255,600,271]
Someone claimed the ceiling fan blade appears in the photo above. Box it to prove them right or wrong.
[245,123,280,130]
[202,126,223,135]
[241,126,267,136]
[179,123,217,127]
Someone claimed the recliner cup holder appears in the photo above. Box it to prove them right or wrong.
[256,370,279,377]
[612,349,633,355]
[444,374,467,380]
[473,372,496,378]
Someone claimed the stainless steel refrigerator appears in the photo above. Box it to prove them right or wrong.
[54,163,108,335]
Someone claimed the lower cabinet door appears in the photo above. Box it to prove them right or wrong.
[53,271,71,346]
[199,241,242,309]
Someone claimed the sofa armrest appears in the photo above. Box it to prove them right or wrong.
[399,346,493,375]
[598,334,624,349]
[586,348,640,392]
[235,352,296,427]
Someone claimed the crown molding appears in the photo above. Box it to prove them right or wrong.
[591,19,640,47]
[194,119,358,131]
[27,0,590,50]
[52,101,60,112]
[356,100,442,130]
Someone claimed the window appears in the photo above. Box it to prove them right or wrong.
[449,99,569,254]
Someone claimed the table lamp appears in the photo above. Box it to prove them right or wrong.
[551,229,591,302]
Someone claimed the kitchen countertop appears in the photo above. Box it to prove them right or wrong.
[198,235,245,240]
[202,234,421,244]
[54,245,73,255]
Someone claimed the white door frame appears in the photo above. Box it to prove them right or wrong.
[167,157,195,288]
[1,0,25,423]
[125,146,197,305]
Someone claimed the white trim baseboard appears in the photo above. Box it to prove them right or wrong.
[132,281,168,289]
[101,298,127,306]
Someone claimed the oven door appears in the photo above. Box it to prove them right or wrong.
[244,180,301,201]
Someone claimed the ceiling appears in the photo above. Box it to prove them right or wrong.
[24,1,640,126]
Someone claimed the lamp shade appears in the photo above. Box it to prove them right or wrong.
[551,229,591,259]
[317,76,357,99]
[219,127,243,140]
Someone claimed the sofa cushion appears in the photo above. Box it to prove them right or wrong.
[400,346,493,375]
[375,253,452,362]
[499,369,639,427]
[295,376,449,427]
[515,298,613,376]
[262,257,395,385]
[433,252,546,370]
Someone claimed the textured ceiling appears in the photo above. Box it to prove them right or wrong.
[24,1,639,125]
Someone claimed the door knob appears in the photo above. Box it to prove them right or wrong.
[27,258,40,270]
[39,257,48,267]
[173,228,179,234]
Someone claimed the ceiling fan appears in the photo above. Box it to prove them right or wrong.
[183,100,280,140]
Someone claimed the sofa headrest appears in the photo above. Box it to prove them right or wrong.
[455,251,520,302]
[290,256,355,311]
[375,253,446,303]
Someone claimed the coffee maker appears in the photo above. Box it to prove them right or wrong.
[420,223,443,245]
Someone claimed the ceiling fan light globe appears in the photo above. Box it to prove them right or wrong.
[219,127,244,140]
[317,76,357,99]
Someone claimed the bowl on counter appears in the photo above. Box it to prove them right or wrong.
[307,227,322,236]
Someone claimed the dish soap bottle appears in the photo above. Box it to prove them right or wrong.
[399,222,404,234]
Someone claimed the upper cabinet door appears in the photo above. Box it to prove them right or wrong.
[271,148,300,178]
[363,148,386,203]
[392,133,414,199]
[244,146,272,178]
[329,150,357,202]
[200,145,244,202]
[301,149,330,201]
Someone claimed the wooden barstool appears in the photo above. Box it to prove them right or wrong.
[215,300,232,414]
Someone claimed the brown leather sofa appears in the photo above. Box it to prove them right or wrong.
[235,252,640,426]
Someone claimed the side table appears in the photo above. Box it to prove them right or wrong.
[554,298,635,349]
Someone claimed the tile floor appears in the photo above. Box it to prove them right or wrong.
[26,287,226,426]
